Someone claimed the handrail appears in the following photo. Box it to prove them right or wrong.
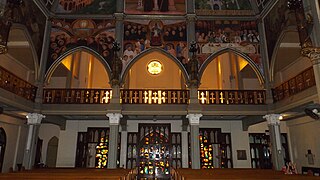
[0,66,37,102]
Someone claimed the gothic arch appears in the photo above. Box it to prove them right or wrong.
[199,48,265,85]
[45,46,112,84]
[120,48,189,85]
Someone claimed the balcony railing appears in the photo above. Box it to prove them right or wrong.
[272,67,316,102]
[120,89,189,104]
[198,90,266,105]
[43,89,112,104]
[0,66,37,102]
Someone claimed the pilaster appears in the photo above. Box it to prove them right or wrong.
[186,113,202,169]
[106,113,122,169]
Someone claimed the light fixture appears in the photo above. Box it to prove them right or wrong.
[147,60,163,75]
[0,0,23,54]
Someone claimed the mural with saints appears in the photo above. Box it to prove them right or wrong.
[195,20,263,71]
[56,0,116,14]
[125,0,186,15]
[123,20,188,70]
[48,19,115,70]
[195,0,254,16]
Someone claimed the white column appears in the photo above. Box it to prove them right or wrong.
[186,113,202,169]
[181,131,189,168]
[106,113,122,169]
[263,114,284,170]
[119,130,128,168]
[23,113,45,170]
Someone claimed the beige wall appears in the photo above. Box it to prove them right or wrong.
[126,51,185,89]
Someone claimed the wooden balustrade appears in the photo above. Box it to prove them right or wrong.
[198,90,266,105]
[120,89,190,104]
[0,66,37,102]
[43,89,112,104]
[272,67,316,102]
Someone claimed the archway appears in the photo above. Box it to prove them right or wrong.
[46,136,59,167]
[45,48,112,89]
[121,48,189,89]
[0,128,6,172]
[199,50,264,90]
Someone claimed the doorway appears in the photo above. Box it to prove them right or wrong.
[46,136,59,167]
[137,124,171,179]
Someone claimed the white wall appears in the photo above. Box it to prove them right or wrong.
[38,124,61,166]
[0,114,28,172]
[286,116,320,173]
[56,120,110,167]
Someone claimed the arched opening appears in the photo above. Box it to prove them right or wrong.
[271,31,312,85]
[45,50,111,89]
[199,51,263,90]
[0,128,6,172]
[121,49,188,89]
[0,26,38,84]
[46,136,59,168]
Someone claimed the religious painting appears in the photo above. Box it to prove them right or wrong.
[264,0,296,62]
[125,0,186,15]
[123,20,188,70]
[56,0,116,14]
[48,19,115,71]
[195,0,254,16]
[195,20,263,71]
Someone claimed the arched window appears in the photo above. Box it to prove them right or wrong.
[0,128,6,172]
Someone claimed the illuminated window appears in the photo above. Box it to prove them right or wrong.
[147,60,163,75]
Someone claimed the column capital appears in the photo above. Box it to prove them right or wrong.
[185,14,197,21]
[106,113,123,125]
[263,114,281,125]
[113,13,125,21]
[26,113,45,125]
[186,113,202,125]
[301,47,320,65]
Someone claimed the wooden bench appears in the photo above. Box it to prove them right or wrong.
[172,168,320,180]
[0,168,136,180]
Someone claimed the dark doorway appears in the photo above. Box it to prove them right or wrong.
[0,128,6,172]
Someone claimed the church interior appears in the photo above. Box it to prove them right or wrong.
[0,0,320,179]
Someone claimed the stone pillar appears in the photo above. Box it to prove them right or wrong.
[186,0,195,14]
[114,13,124,55]
[186,14,197,59]
[23,113,45,170]
[302,47,320,102]
[181,119,189,168]
[106,113,122,169]
[119,119,128,168]
[116,0,124,13]
[186,113,202,169]
[34,19,52,110]
[263,114,284,171]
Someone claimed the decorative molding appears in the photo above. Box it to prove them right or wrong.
[26,113,45,125]
[106,113,123,125]
[263,114,281,125]
[186,113,202,125]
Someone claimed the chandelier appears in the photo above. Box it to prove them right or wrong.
[0,0,23,54]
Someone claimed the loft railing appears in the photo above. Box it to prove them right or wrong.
[0,66,37,102]
[198,90,266,105]
[120,89,189,104]
[272,67,315,102]
[43,89,112,104]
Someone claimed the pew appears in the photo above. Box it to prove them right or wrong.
[0,168,136,180]
[172,168,320,180]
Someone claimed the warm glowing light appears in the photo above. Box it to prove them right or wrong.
[147,60,163,75]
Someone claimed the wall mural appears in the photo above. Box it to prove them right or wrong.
[48,19,115,71]
[264,0,296,62]
[123,20,188,70]
[195,0,254,16]
[56,0,116,14]
[125,0,186,15]
[7,1,46,61]
[195,20,262,71]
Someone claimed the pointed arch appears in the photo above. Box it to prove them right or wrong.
[199,48,265,85]
[269,28,300,82]
[120,48,189,85]
[45,46,112,84]
[10,24,40,81]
